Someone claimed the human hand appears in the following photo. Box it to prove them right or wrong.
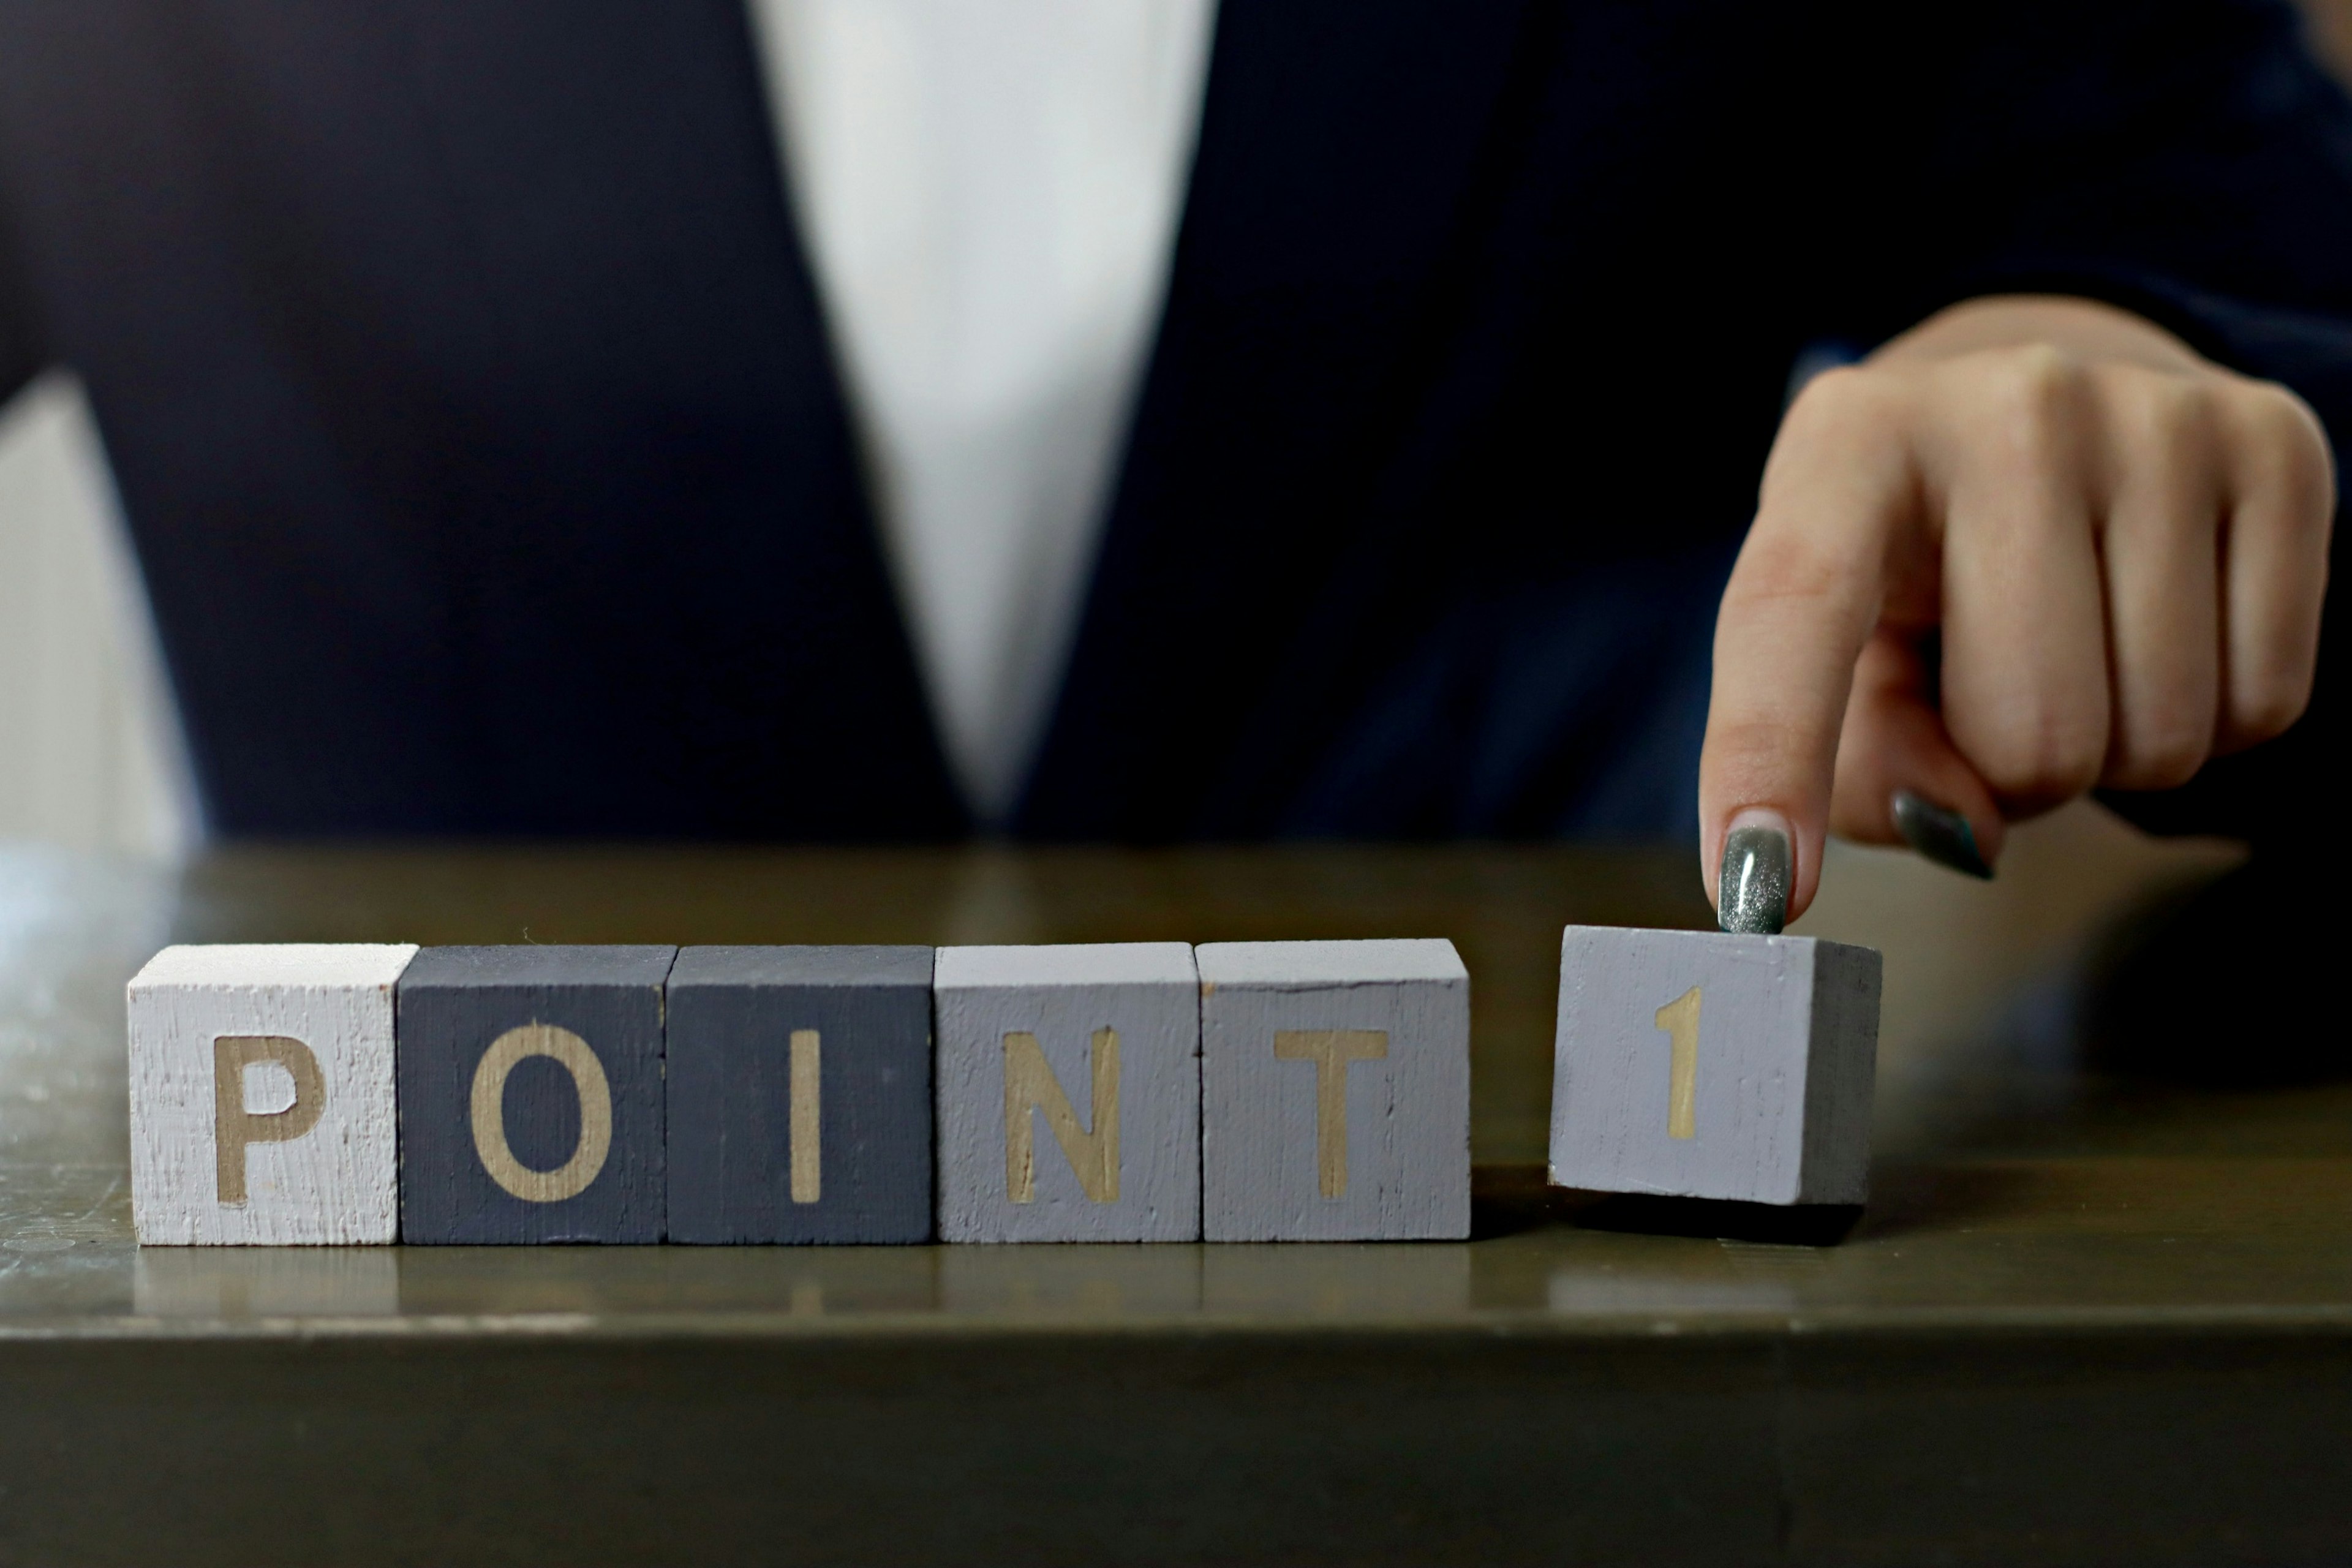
[1701,295,2334,931]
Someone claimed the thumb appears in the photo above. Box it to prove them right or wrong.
[1830,631,2005,875]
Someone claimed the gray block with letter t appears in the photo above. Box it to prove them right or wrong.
[1197,938,1471,1241]
[666,945,935,1244]
[398,945,675,1244]
[1547,925,1880,1206]
[935,943,1200,1243]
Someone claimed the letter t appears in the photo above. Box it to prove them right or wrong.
[1272,1030,1388,1199]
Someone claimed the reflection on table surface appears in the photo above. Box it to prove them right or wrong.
[9,802,2343,1337]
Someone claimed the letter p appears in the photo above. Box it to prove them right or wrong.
[213,1035,326,1206]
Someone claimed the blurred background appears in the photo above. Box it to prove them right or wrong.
[5,1,2350,862]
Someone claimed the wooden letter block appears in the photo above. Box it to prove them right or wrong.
[128,943,416,1245]
[1547,925,1882,1205]
[934,943,1200,1243]
[666,945,935,1244]
[1198,939,1471,1241]
[398,946,674,1244]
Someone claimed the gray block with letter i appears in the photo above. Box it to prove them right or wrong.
[398,945,675,1244]
[1198,938,1471,1241]
[666,945,935,1244]
[1547,925,1881,1206]
[935,943,1200,1243]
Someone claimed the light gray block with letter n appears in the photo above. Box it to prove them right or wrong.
[1197,938,1471,1242]
[128,943,418,1245]
[935,943,1200,1243]
[1548,925,1882,1206]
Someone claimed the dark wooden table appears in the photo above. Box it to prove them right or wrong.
[3,824,2347,1566]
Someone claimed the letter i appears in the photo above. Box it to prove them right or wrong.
[790,1029,821,1204]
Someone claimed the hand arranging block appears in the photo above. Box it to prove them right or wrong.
[128,943,415,1245]
[667,945,935,1244]
[1197,938,1470,1241]
[1547,925,1881,1206]
[398,946,674,1244]
[935,943,1200,1242]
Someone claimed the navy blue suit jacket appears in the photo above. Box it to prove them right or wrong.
[4,2,2351,841]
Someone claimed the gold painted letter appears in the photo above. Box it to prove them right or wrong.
[212,1035,325,1206]
[790,1028,821,1205]
[1272,1030,1388,1198]
[1003,1028,1120,1204]
[470,1023,613,1202]
[1653,987,1700,1140]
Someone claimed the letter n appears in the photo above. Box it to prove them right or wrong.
[1003,1028,1119,1204]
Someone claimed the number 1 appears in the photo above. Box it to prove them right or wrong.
[1654,987,1700,1140]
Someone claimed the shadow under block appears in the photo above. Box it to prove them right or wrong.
[1197,938,1471,1241]
[127,944,417,1245]
[666,946,935,1244]
[935,943,1201,1242]
[398,946,675,1244]
[1547,925,1882,1206]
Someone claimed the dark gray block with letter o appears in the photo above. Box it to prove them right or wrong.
[666,945,935,1244]
[398,945,675,1244]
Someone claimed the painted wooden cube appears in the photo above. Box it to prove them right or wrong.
[934,943,1200,1243]
[1197,938,1470,1241]
[398,945,675,1244]
[1547,925,1881,1206]
[666,945,935,1244]
[128,943,416,1245]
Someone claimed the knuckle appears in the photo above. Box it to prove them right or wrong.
[2106,715,2211,791]
[1773,366,1905,459]
[1764,371,1877,505]
[1967,707,2106,804]
[2228,669,2314,744]
[1789,363,1891,422]
[2119,372,2215,454]
[1952,345,2092,472]
[2239,379,2323,444]
[1981,344,2085,421]
[2234,381,2335,503]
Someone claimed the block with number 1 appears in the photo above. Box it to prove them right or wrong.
[1547,927,1881,1207]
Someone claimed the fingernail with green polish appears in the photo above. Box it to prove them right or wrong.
[1719,815,1792,935]
[1891,789,1994,880]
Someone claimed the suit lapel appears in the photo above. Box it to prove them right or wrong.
[381,1,963,833]
[1019,0,1544,835]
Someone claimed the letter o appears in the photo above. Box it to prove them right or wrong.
[469,1023,612,1203]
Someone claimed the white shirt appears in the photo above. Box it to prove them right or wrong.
[745,0,1219,823]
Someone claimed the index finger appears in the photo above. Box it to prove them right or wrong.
[1700,372,1916,924]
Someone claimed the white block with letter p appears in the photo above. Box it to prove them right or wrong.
[1199,938,1471,1241]
[1548,926,1880,1207]
[935,943,1200,1242]
[128,943,417,1244]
